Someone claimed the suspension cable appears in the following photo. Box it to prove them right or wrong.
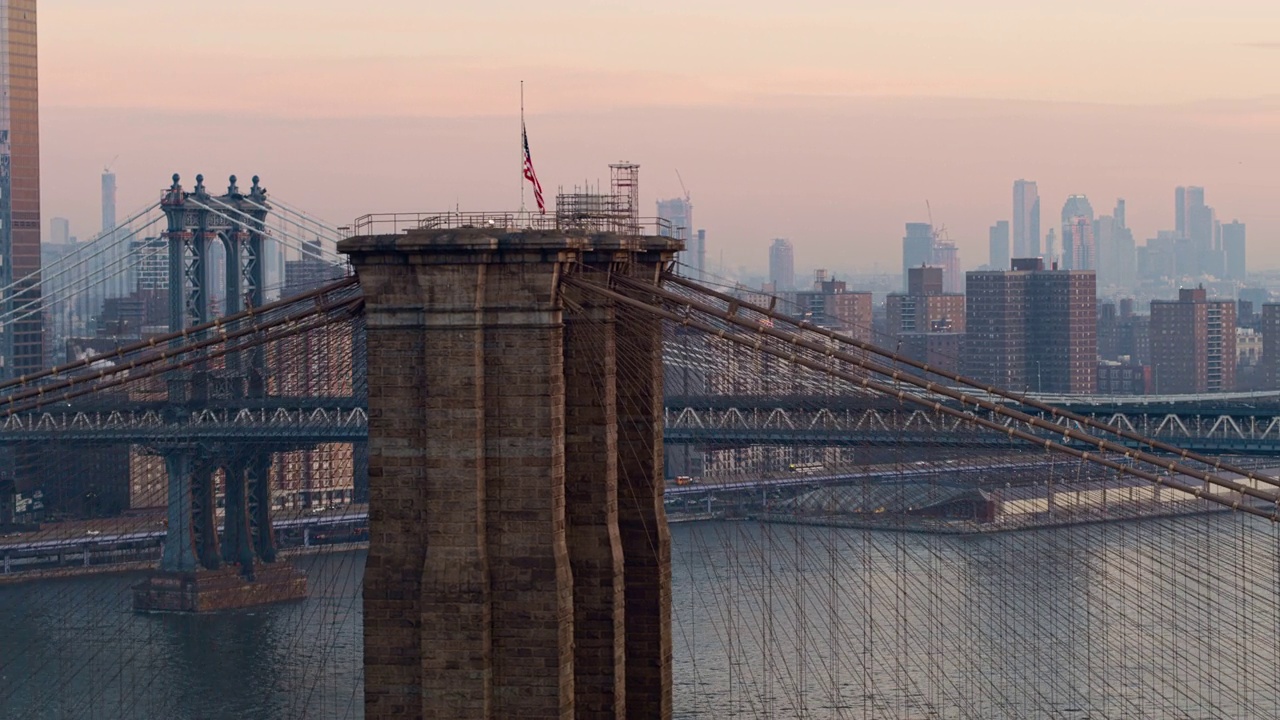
[565,274,1280,517]
[659,272,1280,491]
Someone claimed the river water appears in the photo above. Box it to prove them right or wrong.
[2,517,1277,719]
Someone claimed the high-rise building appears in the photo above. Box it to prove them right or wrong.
[131,237,168,292]
[691,229,706,278]
[101,170,130,300]
[1260,304,1280,388]
[886,266,966,375]
[284,240,345,297]
[657,197,702,276]
[0,1,42,379]
[1149,287,1237,394]
[1062,215,1095,271]
[902,223,933,290]
[793,271,872,341]
[931,241,962,294]
[1175,187,1189,237]
[1222,221,1246,281]
[964,258,1097,393]
[768,238,795,291]
[102,171,116,237]
[1175,186,1219,276]
[1176,186,1207,240]
[1044,228,1057,267]
[1095,199,1136,290]
[1012,180,1040,259]
[50,217,69,245]
[887,266,966,335]
[1060,195,1095,271]
[988,220,1010,271]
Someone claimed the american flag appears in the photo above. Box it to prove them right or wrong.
[522,121,545,215]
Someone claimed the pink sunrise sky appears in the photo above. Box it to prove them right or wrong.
[38,0,1280,276]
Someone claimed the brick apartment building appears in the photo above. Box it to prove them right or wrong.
[1150,287,1236,394]
[886,266,965,374]
[964,258,1097,394]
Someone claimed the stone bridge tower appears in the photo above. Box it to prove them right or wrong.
[342,225,680,719]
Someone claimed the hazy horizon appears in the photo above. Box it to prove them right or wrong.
[38,0,1280,276]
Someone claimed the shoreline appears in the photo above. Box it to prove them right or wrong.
[0,541,367,587]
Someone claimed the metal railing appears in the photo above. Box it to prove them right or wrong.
[347,211,677,239]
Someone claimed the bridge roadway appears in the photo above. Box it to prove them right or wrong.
[664,393,1280,455]
[0,397,367,447]
[9,392,1280,455]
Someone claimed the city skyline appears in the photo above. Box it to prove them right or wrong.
[33,2,1280,278]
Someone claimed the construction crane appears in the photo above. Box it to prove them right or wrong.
[104,155,119,175]
[675,169,691,204]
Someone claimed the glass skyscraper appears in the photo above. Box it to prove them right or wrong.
[0,1,41,378]
[1012,179,1040,260]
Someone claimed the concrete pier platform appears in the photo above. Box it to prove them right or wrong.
[132,563,307,612]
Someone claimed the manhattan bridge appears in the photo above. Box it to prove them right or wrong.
[1,170,1279,719]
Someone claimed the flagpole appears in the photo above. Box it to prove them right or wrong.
[520,80,526,216]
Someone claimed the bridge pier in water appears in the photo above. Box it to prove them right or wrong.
[133,443,305,612]
[343,227,679,719]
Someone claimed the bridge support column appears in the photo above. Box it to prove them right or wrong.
[222,460,256,578]
[616,250,674,720]
[564,255,627,719]
[191,462,221,570]
[160,451,198,573]
[247,453,276,563]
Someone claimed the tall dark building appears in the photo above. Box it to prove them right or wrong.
[1222,221,1246,281]
[768,238,794,291]
[902,222,933,291]
[0,0,41,379]
[965,258,1097,394]
[1261,304,1280,389]
[1012,180,1040,259]
[988,220,1010,272]
[1150,288,1236,394]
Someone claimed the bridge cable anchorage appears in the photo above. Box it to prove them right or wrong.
[0,276,359,399]
[656,272,1280,493]
[567,275,1278,517]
